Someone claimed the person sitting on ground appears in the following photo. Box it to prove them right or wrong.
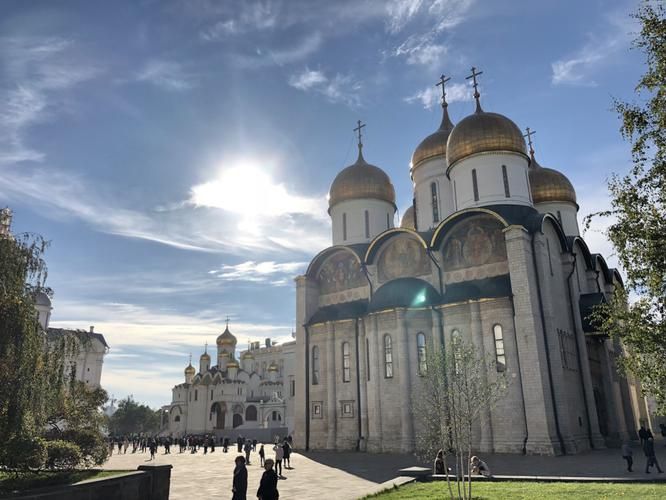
[434,449,446,475]
[257,458,279,500]
[470,456,491,477]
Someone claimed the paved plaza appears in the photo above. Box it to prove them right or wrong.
[103,441,666,499]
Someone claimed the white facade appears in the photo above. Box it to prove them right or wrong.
[449,152,532,211]
[535,201,580,236]
[331,198,395,246]
[412,158,454,229]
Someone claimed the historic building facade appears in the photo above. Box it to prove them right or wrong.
[165,324,295,438]
[293,71,649,455]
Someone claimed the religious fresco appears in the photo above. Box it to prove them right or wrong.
[317,252,365,294]
[441,216,507,282]
[377,236,431,282]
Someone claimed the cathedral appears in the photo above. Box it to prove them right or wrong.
[293,70,649,455]
[164,322,295,439]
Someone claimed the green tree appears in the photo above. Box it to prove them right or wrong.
[108,396,160,436]
[586,2,666,415]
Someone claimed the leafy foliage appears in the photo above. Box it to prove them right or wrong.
[107,396,160,436]
[413,340,507,500]
[585,2,666,415]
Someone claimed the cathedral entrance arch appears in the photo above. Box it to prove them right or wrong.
[233,413,243,428]
[211,402,226,430]
[245,405,257,421]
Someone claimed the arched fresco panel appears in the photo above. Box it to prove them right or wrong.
[317,252,364,294]
[377,236,431,283]
[441,215,508,283]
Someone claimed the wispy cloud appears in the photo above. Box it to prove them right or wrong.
[404,81,470,109]
[231,32,322,69]
[209,261,306,285]
[551,11,635,86]
[135,60,197,91]
[198,2,279,41]
[288,67,362,107]
[0,36,102,166]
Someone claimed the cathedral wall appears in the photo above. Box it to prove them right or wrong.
[535,202,579,236]
[330,199,395,246]
[413,158,455,229]
[307,324,330,450]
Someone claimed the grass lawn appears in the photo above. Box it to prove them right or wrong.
[0,469,130,495]
[365,480,666,499]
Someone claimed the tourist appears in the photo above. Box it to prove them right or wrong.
[253,438,258,451]
[273,443,284,476]
[644,437,664,474]
[203,435,209,454]
[237,435,244,453]
[232,455,248,500]
[621,441,633,472]
[108,438,114,456]
[224,437,230,453]
[256,459,279,500]
[660,423,666,444]
[434,449,446,475]
[149,439,157,460]
[638,425,653,447]
[211,437,215,453]
[259,444,265,467]
[244,439,253,465]
[282,439,291,469]
[470,456,491,477]
[123,437,130,454]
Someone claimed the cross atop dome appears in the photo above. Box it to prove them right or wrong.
[436,74,451,106]
[466,66,483,112]
[524,127,537,161]
[353,120,366,161]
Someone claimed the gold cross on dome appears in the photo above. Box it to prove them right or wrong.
[225,316,230,328]
[466,67,483,109]
[524,127,537,157]
[436,74,451,104]
[353,120,366,149]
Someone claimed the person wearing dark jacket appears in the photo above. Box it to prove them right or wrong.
[644,437,664,473]
[256,459,279,500]
[233,455,248,500]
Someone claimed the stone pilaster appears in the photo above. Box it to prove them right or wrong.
[397,309,414,452]
[358,318,369,451]
[370,314,383,451]
[326,321,337,449]
[470,300,493,452]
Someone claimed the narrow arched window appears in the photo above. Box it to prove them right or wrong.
[493,324,506,372]
[312,346,320,385]
[194,389,198,401]
[502,165,510,197]
[386,212,390,229]
[472,169,479,201]
[366,337,371,381]
[384,334,393,378]
[557,210,562,225]
[417,332,427,376]
[365,210,370,238]
[453,180,458,210]
[342,213,347,241]
[342,342,351,382]
[430,182,439,223]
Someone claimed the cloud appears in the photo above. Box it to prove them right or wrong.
[551,11,635,86]
[231,32,322,69]
[288,68,362,107]
[209,261,307,285]
[198,2,279,41]
[135,60,197,91]
[404,81,470,109]
[0,36,102,166]
[386,0,425,34]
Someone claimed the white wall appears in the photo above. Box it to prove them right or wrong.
[535,202,580,236]
[330,198,395,245]
[449,152,531,210]
[412,157,454,230]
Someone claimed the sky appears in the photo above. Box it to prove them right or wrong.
[0,0,647,408]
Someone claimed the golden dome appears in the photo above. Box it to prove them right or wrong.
[216,325,237,346]
[184,364,195,376]
[200,351,210,361]
[529,158,577,206]
[400,206,416,230]
[241,351,254,360]
[227,360,239,369]
[446,110,527,170]
[267,362,279,372]
[411,105,454,172]
[329,150,396,211]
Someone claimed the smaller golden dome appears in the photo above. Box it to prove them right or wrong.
[328,149,396,211]
[411,105,455,172]
[529,158,577,206]
[241,351,254,360]
[447,110,527,170]
[400,206,416,230]
[200,351,210,361]
[227,360,239,369]
[216,325,237,346]
[267,362,279,372]
[184,364,195,376]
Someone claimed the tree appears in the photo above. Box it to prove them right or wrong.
[108,396,160,436]
[585,2,666,415]
[413,339,507,500]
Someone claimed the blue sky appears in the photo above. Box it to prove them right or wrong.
[0,0,645,408]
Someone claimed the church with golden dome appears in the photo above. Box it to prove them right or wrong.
[293,69,649,455]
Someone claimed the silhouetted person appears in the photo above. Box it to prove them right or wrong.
[621,441,633,472]
[644,437,664,474]
[256,459,279,500]
[259,444,265,467]
[233,455,248,500]
[434,449,446,475]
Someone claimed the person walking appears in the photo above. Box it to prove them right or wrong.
[232,455,248,500]
[282,439,291,469]
[244,439,253,465]
[644,437,664,473]
[273,443,284,476]
[256,459,279,500]
[259,444,265,467]
[621,441,633,472]
[237,435,243,453]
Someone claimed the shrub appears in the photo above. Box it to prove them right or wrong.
[45,440,82,470]
[61,429,108,467]
[1,436,48,471]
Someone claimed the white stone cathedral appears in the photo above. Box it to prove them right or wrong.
[293,70,649,455]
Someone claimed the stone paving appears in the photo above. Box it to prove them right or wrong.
[103,440,666,499]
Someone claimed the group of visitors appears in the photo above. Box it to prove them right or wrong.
[107,436,163,459]
[433,449,491,478]
[231,436,293,500]
[622,426,664,473]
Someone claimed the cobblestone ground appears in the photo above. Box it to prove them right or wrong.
[103,440,666,499]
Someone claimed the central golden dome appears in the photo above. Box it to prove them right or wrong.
[328,150,396,211]
[447,110,527,170]
[400,205,416,230]
[529,158,577,205]
[216,325,237,347]
[411,105,455,172]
